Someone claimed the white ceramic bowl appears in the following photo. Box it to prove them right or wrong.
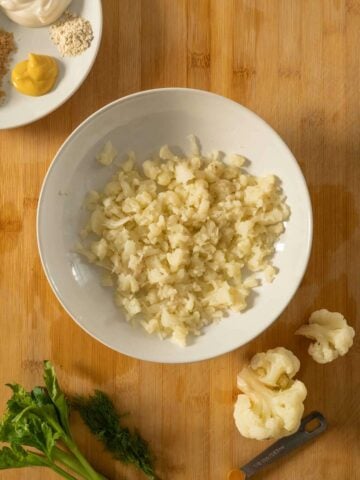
[37,88,312,363]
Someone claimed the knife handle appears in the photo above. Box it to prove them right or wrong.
[240,411,328,478]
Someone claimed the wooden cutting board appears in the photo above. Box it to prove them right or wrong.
[1,1,359,479]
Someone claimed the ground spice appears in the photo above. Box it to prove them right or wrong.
[49,10,93,57]
[0,29,16,102]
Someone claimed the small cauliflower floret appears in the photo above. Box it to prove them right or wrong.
[158,284,177,300]
[157,169,173,186]
[160,308,179,328]
[143,159,161,180]
[247,245,267,271]
[243,275,259,289]
[90,208,105,235]
[196,197,210,220]
[244,185,264,206]
[122,197,141,214]
[136,191,153,207]
[148,223,163,243]
[235,220,254,237]
[141,318,159,334]
[147,268,169,284]
[175,162,195,184]
[226,153,246,168]
[117,273,139,294]
[166,248,187,272]
[122,297,142,316]
[104,217,131,229]
[103,181,121,197]
[96,140,117,166]
[207,282,240,308]
[171,325,188,346]
[224,262,241,279]
[119,178,134,197]
[234,379,307,441]
[234,347,307,440]
[121,239,137,262]
[91,238,108,261]
[159,145,175,160]
[204,161,225,182]
[162,191,182,208]
[250,347,301,388]
[136,179,157,196]
[258,174,276,192]
[122,152,135,172]
[188,134,201,156]
[295,309,355,364]
[85,190,100,211]
[128,254,142,273]
[168,224,190,249]
[264,264,277,283]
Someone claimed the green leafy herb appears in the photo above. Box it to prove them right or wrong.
[43,360,72,437]
[72,390,158,480]
[0,361,107,480]
[0,444,48,469]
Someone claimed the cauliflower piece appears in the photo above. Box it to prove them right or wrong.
[175,163,195,183]
[122,152,135,172]
[166,248,187,272]
[91,238,108,261]
[250,347,300,388]
[264,264,277,283]
[143,159,160,180]
[90,208,105,235]
[157,170,173,186]
[122,297,142,316]
[234,347,307,440]
[188,134,201,156]
[96,140,117,166]
[226,153,246,168]
[85,190,100,211]
[159,145,176,160]
[295,309,355,364]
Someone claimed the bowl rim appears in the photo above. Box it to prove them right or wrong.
[37,87,313,363]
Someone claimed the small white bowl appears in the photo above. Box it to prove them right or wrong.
[37,88,312,363]
[0,0,102,129]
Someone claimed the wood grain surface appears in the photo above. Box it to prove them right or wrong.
[1,1,359,479]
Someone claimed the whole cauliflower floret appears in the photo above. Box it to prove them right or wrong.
[295,309,355,364]
[234,347,307,440]
[250,346,300,388]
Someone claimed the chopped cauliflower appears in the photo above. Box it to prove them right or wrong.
[295,309,355,364]
[79,138,290,345]
[96,140,117,166]
[234,347,307,440]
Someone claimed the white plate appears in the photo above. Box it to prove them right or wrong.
[0,0,102,129]
[37,88,313,364]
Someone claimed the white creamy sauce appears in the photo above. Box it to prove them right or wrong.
[0,0,72,27]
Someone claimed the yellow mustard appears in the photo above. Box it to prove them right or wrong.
[11,53,58,96]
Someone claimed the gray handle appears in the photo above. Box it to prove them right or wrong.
[242,411,328,478]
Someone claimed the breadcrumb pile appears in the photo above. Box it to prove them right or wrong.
[0,29,16,102]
